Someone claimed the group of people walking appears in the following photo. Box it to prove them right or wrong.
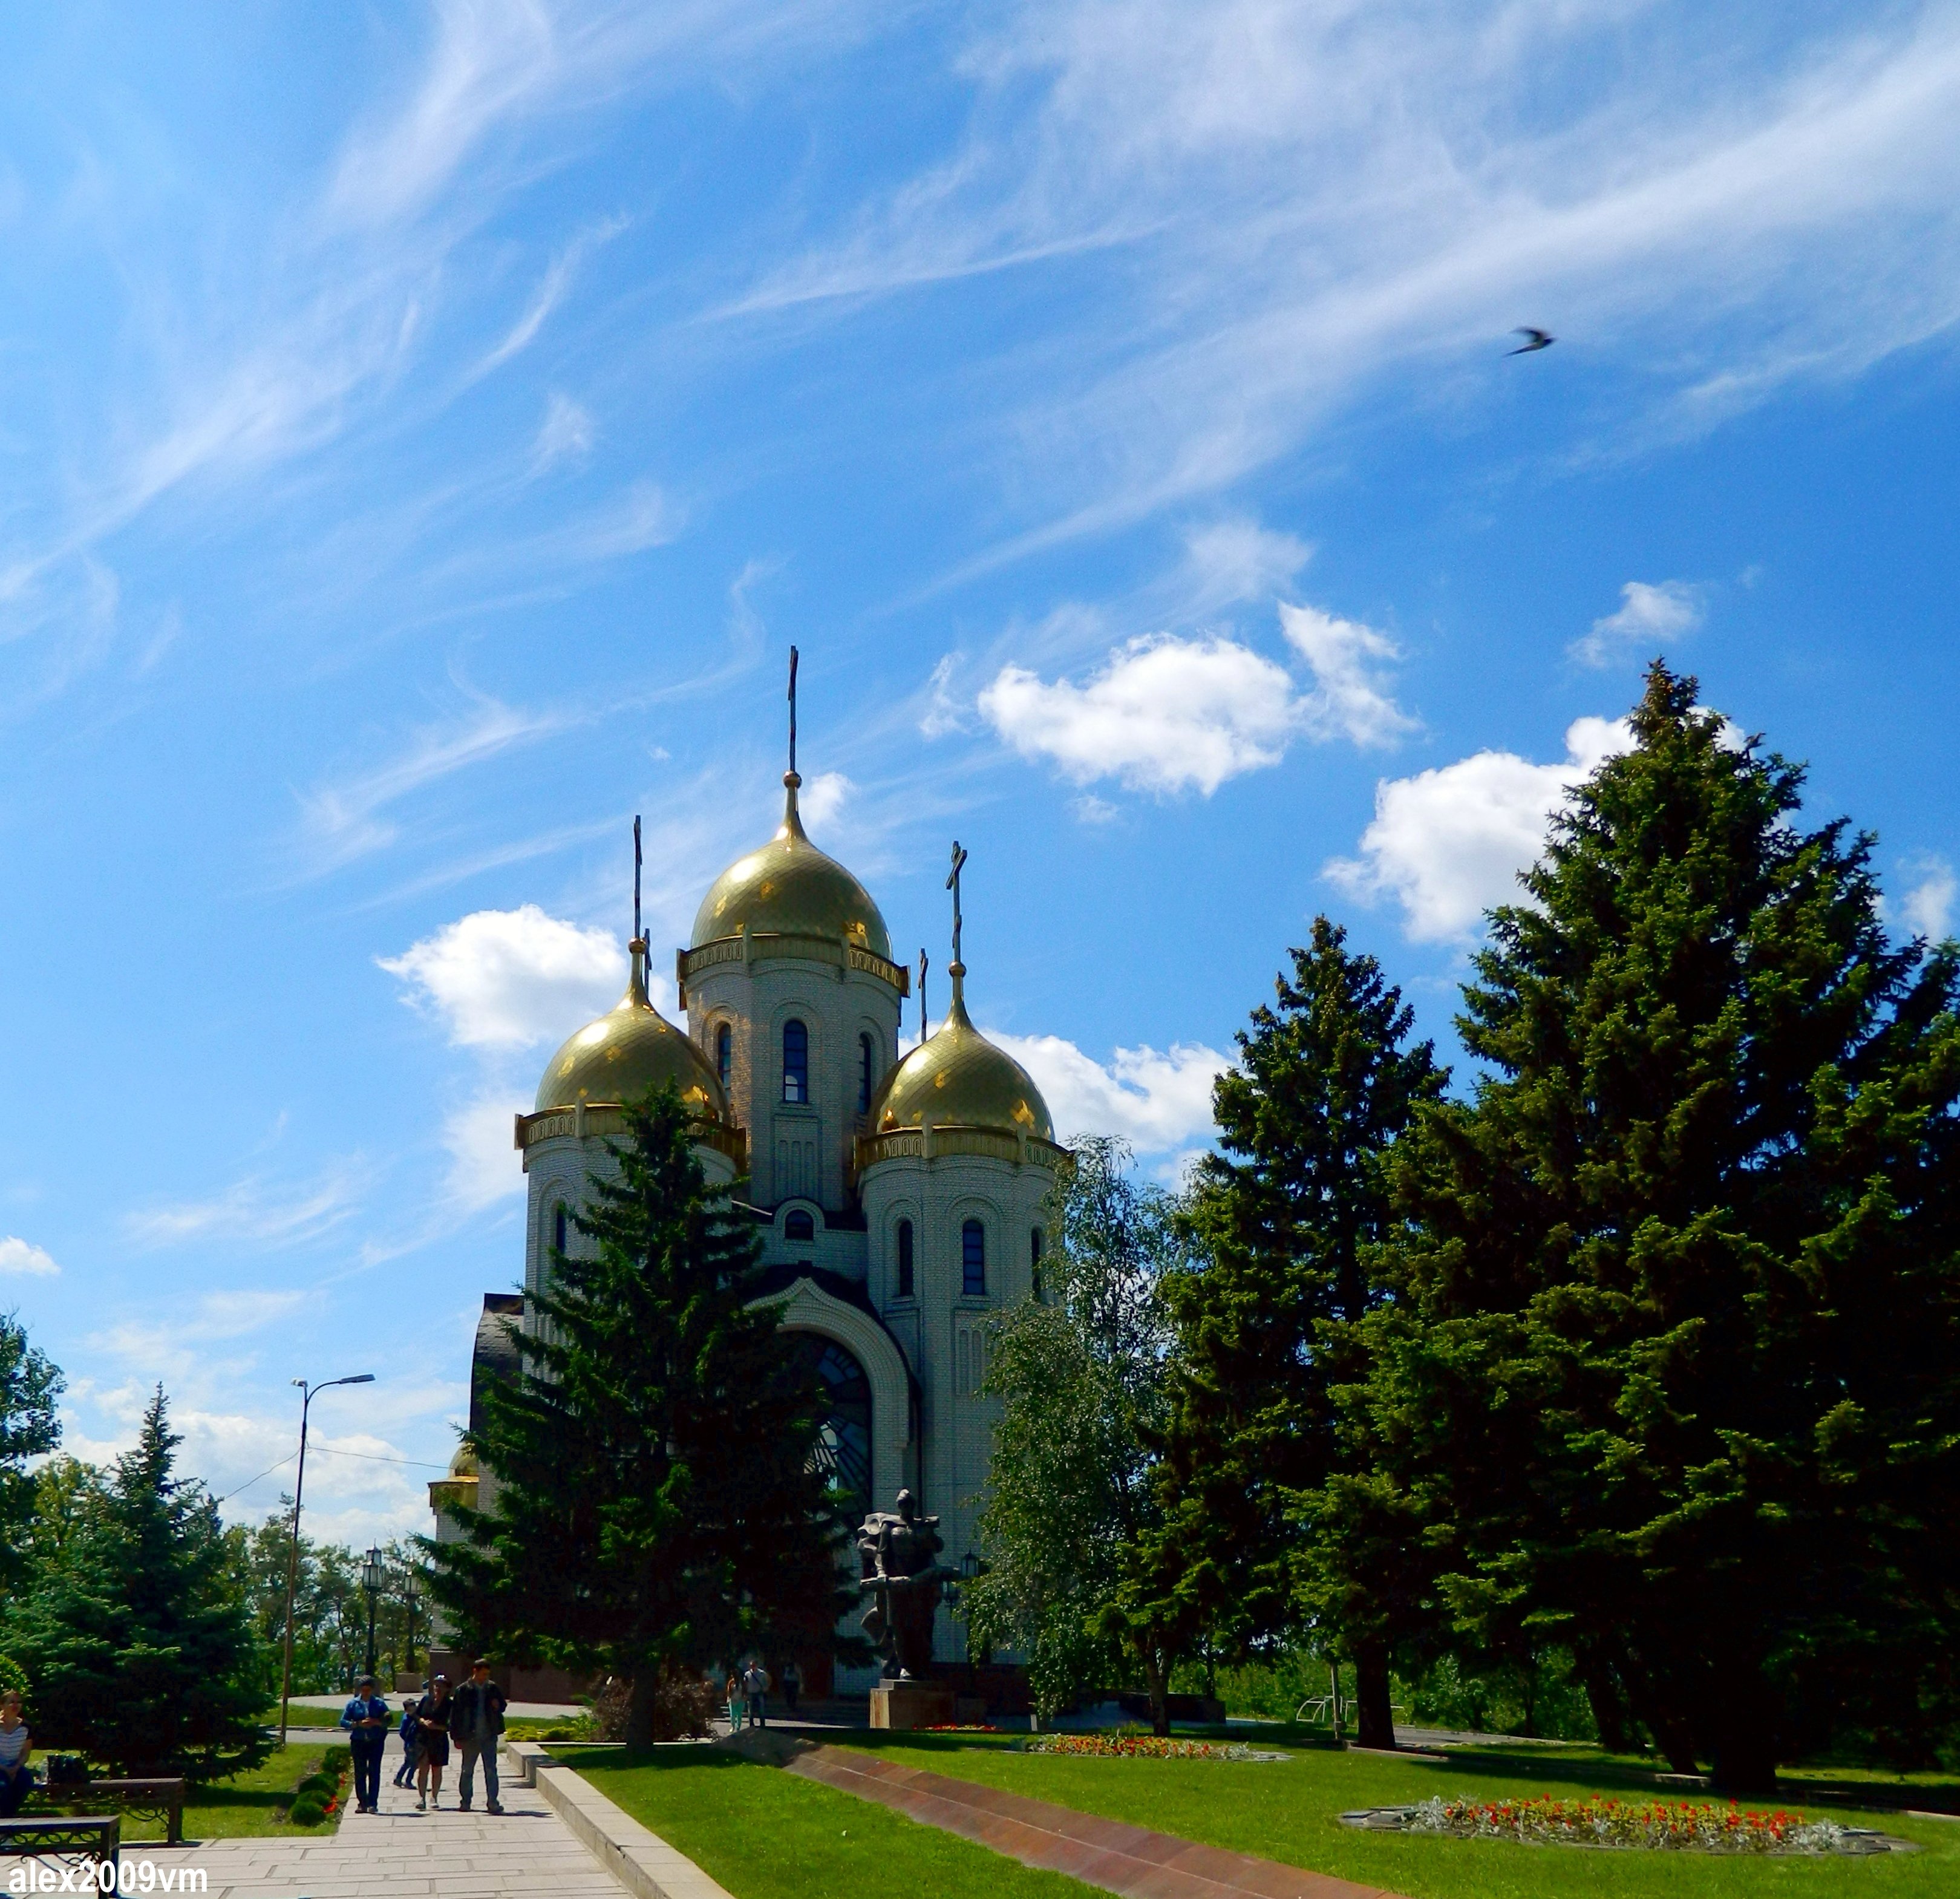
[341,1658,508,1815]
[722,1658,799,1730]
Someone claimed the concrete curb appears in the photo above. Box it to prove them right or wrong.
[505,1741,736,1899]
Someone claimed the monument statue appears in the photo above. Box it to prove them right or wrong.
[857,1489,955,1679]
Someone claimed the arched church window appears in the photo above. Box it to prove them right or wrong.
[1030,1226,1044,1299]
[782,1019,809,1103]
[896,1219,914,1299]
[552,1204,567,1258]
[716,1022,732,1087]
[857,1033,874,1114]
[788,1333,873,1523]
[962,1218,986,1297]
[785,1209,815,1243]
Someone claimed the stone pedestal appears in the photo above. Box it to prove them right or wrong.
[870,1678,955,1730]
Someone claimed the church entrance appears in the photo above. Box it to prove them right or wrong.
[786,1330,873,1704]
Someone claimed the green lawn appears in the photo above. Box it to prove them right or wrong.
[70,1743,348,1843]
[821,1734,1960,1899]
[567,1745,1099,1899]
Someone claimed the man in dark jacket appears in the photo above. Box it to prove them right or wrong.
[448,1658,508,1814]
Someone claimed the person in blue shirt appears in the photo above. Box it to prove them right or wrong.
[339,1675,391,1813]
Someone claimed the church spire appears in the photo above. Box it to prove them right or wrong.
[780,644,807,838]
[945,840,970,1022]
[627,812,650,1007]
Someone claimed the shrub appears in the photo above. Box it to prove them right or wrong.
[286,1795,327,1827]
[0,1657,27,1701]
[592,1669,718,1743]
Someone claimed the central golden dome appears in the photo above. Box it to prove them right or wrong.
[691,774,891,959]
[536,945,727,1117]
[872,972,1053,1142]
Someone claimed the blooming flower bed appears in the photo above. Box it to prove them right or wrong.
[1403,1793,1861,1854]
[1023,1733,1281,1762]
[921,1724,1003,1734]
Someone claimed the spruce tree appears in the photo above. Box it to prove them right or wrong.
[426,1084,848,1744]
[14,1388,269,1779]
[1158,919,1443,1748]
[1371,664,1960,1791]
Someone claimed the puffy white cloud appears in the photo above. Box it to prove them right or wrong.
[1572,581,1704,667]
[1898,854,1957,939]
[379,904,626,1050]
[1279,602,1415,748]
[442,1093,528,1211]
[799,770,852,829]
[0,1237,59,1276]
[979,635,1301,795]
[988,1031,1227,1155]
[1328,717,1630,943]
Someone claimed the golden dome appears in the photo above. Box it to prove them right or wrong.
[449,1444,479,1479]
[691,774,891,959]
[872,969,1053,1142]
[535,943,727,1117]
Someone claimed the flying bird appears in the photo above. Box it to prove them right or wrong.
[1508,327,1555,355]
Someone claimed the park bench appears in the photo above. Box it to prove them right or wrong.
[0,1814,120,1883]
[34,1776,186,1846]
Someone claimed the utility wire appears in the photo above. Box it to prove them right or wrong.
[213,1451,297,1507]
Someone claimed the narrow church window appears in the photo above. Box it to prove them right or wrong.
[716,1022,731,1087]
[553,1204,567,1257]
[962,1218,986,1296]
[785,1209,815,1243]
[1030,1226,1044,1299]
[896,1218,914,1298]
[857,1033,874,1113]
[782,1019,809,1102]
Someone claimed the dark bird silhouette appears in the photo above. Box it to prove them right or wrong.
[1508,327,1555,355]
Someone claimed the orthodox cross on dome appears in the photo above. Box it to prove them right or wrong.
[787,645,799,780]
[918,949,930,1047]
[946,840,969,1004]
[632,814,643,946]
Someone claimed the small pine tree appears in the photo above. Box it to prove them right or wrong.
[14,1388,269,1779]
[426,1084,849,1744]
[1158,920,1443,1748]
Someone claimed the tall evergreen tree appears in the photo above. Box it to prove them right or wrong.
[1157,920,1443,1748]
[1368,664,1960,1791]
[0,1313,63,1596]
[13,1388,268,1779]
[426,1084,848,1744]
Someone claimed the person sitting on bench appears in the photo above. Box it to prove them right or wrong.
[0,1692,33,1817]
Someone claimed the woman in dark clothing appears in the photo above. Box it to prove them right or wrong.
[414,1675,452,1811]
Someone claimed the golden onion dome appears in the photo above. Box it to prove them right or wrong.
[691,773,892,959]
[449,1443,479,1480]
[535,942,727,1118]
[871,966,1053,1142]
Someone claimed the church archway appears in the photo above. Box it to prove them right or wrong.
[789,1332,872,1523]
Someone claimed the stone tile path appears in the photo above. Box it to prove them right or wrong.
[785,1744,1405,1899]
[162,1736,626,1898]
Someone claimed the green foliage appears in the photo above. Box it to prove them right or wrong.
[425,1082,849,1745]
[967,1137,1197,1728]
[0,1655,26,1699]
[1160,918,1444,1745]
[1405,1648,1598,1742]
[11,1387,271,1781]
[286,1793,327,1826]
[0,1314,63,1593]
[1364,663,1960,1791]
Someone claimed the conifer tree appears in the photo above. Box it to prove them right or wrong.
[1158,920,1443,1748]
[426,1084,848,1744]
[1369,664,1960,1791]
[14,1388,269,1779]
[0,1314,62,1594]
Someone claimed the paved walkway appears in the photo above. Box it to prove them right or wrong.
[786,1744,1404,1899]
[170,1736,625,1898]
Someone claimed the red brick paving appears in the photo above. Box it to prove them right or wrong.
[785,1744,1405,1899]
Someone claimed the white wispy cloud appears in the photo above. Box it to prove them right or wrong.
[123,1166,362,1251]
[379,904,625,1049]
[1898,853,1958,939]
[0,1237,59,1277]
[1279,601,1416,747]
[800,770,852,829]
[1328,716,1631,943]
[989,1030,1227,1157]
[532,391,595,468]
[1572,580,1704,667]
[442,1092,529,1211]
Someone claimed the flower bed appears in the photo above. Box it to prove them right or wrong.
[1386,1793,1897,1855]
[1023,1733,1282,1762]
[922,1724,1003,1734]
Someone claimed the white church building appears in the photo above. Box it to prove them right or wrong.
[431,722,1065,1690]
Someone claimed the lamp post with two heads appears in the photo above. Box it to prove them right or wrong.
[277,1373,374,1747]
[362,1546,385,1684]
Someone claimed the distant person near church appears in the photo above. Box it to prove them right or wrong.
[414,1675,452,1811]
[724,1672,740,1733]
[0,1693,33,1818]
[339,1675,391,1812]
[393,1695,421,1786]
[448,1658,507,1815]
[779,1659,800,1714]
[741,1660,771,1728]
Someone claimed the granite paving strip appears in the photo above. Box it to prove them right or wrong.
[154,1734,629,1899]
[785,1744,1403,1899]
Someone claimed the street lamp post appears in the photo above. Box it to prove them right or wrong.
[362,1547,385,1683]
[401,1571,423,1687]
[277,1373,375,1747]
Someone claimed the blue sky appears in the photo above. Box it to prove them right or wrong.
[1,1,1956,1544]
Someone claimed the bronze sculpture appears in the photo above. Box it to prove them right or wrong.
[857,1489,955,1679]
